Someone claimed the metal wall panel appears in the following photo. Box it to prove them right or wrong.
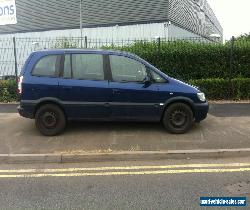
[0,0,168,34]
[0,0,222,38]
[168,0,223,38]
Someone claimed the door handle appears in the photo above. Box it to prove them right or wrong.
[112,89,121,95]
[104,103,110,108]
[62,86,72,90]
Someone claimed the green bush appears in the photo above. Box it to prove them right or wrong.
[0,80,18,102]
[1,39,250,102]
[107,41,250,80]
[189,78,250,100]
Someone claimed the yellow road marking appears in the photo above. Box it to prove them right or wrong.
[0,168,250,178]
[0,162,250,173]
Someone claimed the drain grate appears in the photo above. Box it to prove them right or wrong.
[225,181,250,195]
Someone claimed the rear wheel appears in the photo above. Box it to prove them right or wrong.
[162,103,194,134]
[35,104,66,136]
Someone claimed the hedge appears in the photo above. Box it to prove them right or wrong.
[106,41,250,81]
[0,80,18,102]
[189,78,250,100]
[0,78,249,102]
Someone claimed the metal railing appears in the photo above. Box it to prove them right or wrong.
[0,36,248,81]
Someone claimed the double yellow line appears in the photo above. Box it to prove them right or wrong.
[0,163,250,178]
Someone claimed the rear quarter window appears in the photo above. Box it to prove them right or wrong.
[32,55,60,77]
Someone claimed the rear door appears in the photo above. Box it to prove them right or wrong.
[24,53,62,101]
[58,53,110,119]
[108,54,162,121]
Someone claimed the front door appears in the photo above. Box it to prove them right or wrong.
[108,55,162,121]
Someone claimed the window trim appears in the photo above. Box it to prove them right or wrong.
[61,53,107,81]
[61,54,73,79]
[108,54,150,83]
[31,54,62,78]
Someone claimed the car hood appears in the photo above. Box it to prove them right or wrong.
[167,77,200,93]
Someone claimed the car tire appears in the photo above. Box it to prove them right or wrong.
[35,104,66,136]
[162,103,194,134]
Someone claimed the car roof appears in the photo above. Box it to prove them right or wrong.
[33,48,138,58]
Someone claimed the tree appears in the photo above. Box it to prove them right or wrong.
[235,33,250,41]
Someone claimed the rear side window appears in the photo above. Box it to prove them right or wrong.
[66,54,104,80]
[32,55,59,77]
[64,54,72,78]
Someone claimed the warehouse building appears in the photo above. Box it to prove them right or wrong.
[0,0,223,76]
[0,0,223,40]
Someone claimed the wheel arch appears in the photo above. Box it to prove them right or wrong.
[161,97,195,121]
[34,98,66,118]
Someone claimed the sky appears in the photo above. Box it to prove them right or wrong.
[207,0,250,40]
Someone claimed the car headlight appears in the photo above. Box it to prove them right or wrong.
[197,92,206,102]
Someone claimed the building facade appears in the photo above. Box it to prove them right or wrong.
[0,0,223,40]
[0,0,223,76]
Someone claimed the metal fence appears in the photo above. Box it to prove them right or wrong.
[0,36,248,80]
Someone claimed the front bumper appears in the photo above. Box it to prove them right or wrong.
[193,102,209,122]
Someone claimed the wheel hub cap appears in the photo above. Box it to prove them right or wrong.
[171,110,187,127]
[42,112,57,128]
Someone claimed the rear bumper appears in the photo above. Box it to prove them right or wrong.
[17,104,35,119]
[193,102,209,122]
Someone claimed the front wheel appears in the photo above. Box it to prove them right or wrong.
[162,103,194,134]
[35,104,66,136]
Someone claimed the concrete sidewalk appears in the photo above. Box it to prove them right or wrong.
[0,113,249,155]
[0,103,249,163]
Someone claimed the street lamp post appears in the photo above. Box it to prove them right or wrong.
[80,0,83,48]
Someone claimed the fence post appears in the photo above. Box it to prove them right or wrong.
[229,36,235,98]
[157,37,161,65]
[13,37,18,84]
[229,36,235,80]
[157,37,161,52]
[84,36,88,48]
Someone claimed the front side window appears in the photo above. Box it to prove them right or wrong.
[32,55,59,77]
[71,54,104,80]
[150,70,166,83]
[110,55,147,82]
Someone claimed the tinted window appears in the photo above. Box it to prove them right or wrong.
[71,54,104,80]
[64,54,72,78]
[151,71,166,83]
[110,55,147,82]
[32,55,59,77]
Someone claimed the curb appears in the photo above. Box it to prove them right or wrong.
[0,103,19,105]
[1,149,250,164]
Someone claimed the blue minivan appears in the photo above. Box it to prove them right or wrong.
[18,49,209,136]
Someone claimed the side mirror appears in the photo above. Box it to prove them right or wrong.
[142,76,151,85]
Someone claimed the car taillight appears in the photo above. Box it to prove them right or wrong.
[18,76,23,94]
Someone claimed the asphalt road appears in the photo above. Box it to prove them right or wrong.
[1,103,250,117]
[0,158,249,210]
